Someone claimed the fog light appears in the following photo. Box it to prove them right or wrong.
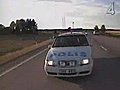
[47,61,54,66]
[59,61,66,67]
[69,61,76,67]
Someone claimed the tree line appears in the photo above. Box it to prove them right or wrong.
[0,18,38,34]
[94,24,106,33]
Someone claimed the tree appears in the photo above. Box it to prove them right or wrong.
[9,18,38,34]
[0,24,5,30]
[31,19,37,34]
[101,24,106,34]
[15,20,21,33]
[0,24,5,34]
[10,21,16,33]
[94,25,99,31]
[19,19,26,33]
[15,19,26,34]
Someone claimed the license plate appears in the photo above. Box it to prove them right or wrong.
[59,69,76,73]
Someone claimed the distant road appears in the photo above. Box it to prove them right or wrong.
[0,34,120,90]
[92,35,120,56]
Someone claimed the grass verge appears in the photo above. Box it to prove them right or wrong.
[104,31,120,38]
[0,33,54,65]
[0,39,52,65]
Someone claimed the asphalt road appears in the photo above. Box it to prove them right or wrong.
[0,33,120,90]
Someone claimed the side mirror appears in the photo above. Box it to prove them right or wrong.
[48,45,52,49]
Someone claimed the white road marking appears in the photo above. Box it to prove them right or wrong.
[0,48,48,78]
[100,45,108,51]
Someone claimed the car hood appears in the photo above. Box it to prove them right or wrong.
[47,46,92,61]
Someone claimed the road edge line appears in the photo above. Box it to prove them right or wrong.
[0,48,48,78]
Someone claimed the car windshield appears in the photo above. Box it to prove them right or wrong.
[52,35,89,47]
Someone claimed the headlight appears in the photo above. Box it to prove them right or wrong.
[47,61,54,66]
[47,60,57,66]
[81,59,90,65]
[59,61,66,67]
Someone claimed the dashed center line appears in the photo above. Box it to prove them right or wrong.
[100,45,108,51]
[0,48,48,78]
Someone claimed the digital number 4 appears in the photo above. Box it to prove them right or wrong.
[106,2,115,15]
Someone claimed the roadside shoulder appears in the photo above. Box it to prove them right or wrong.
[0,39,52,65]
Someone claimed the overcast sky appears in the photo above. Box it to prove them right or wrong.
[0,0,120,29]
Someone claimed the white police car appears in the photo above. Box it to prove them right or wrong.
[44,32,93,77]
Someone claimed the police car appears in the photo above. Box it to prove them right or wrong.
[44,32,93,77]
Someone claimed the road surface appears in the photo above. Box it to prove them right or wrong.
[0,33,120,90]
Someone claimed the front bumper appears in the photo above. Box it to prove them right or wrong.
[44,63,93,77]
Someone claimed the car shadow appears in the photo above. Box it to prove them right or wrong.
[58,57,120,90]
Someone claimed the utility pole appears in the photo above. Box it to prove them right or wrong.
[62,16,66,29]
[72,21,74,29]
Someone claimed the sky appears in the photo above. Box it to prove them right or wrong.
[0,0,120,29]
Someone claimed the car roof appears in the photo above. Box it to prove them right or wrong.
[58,32,85,36]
